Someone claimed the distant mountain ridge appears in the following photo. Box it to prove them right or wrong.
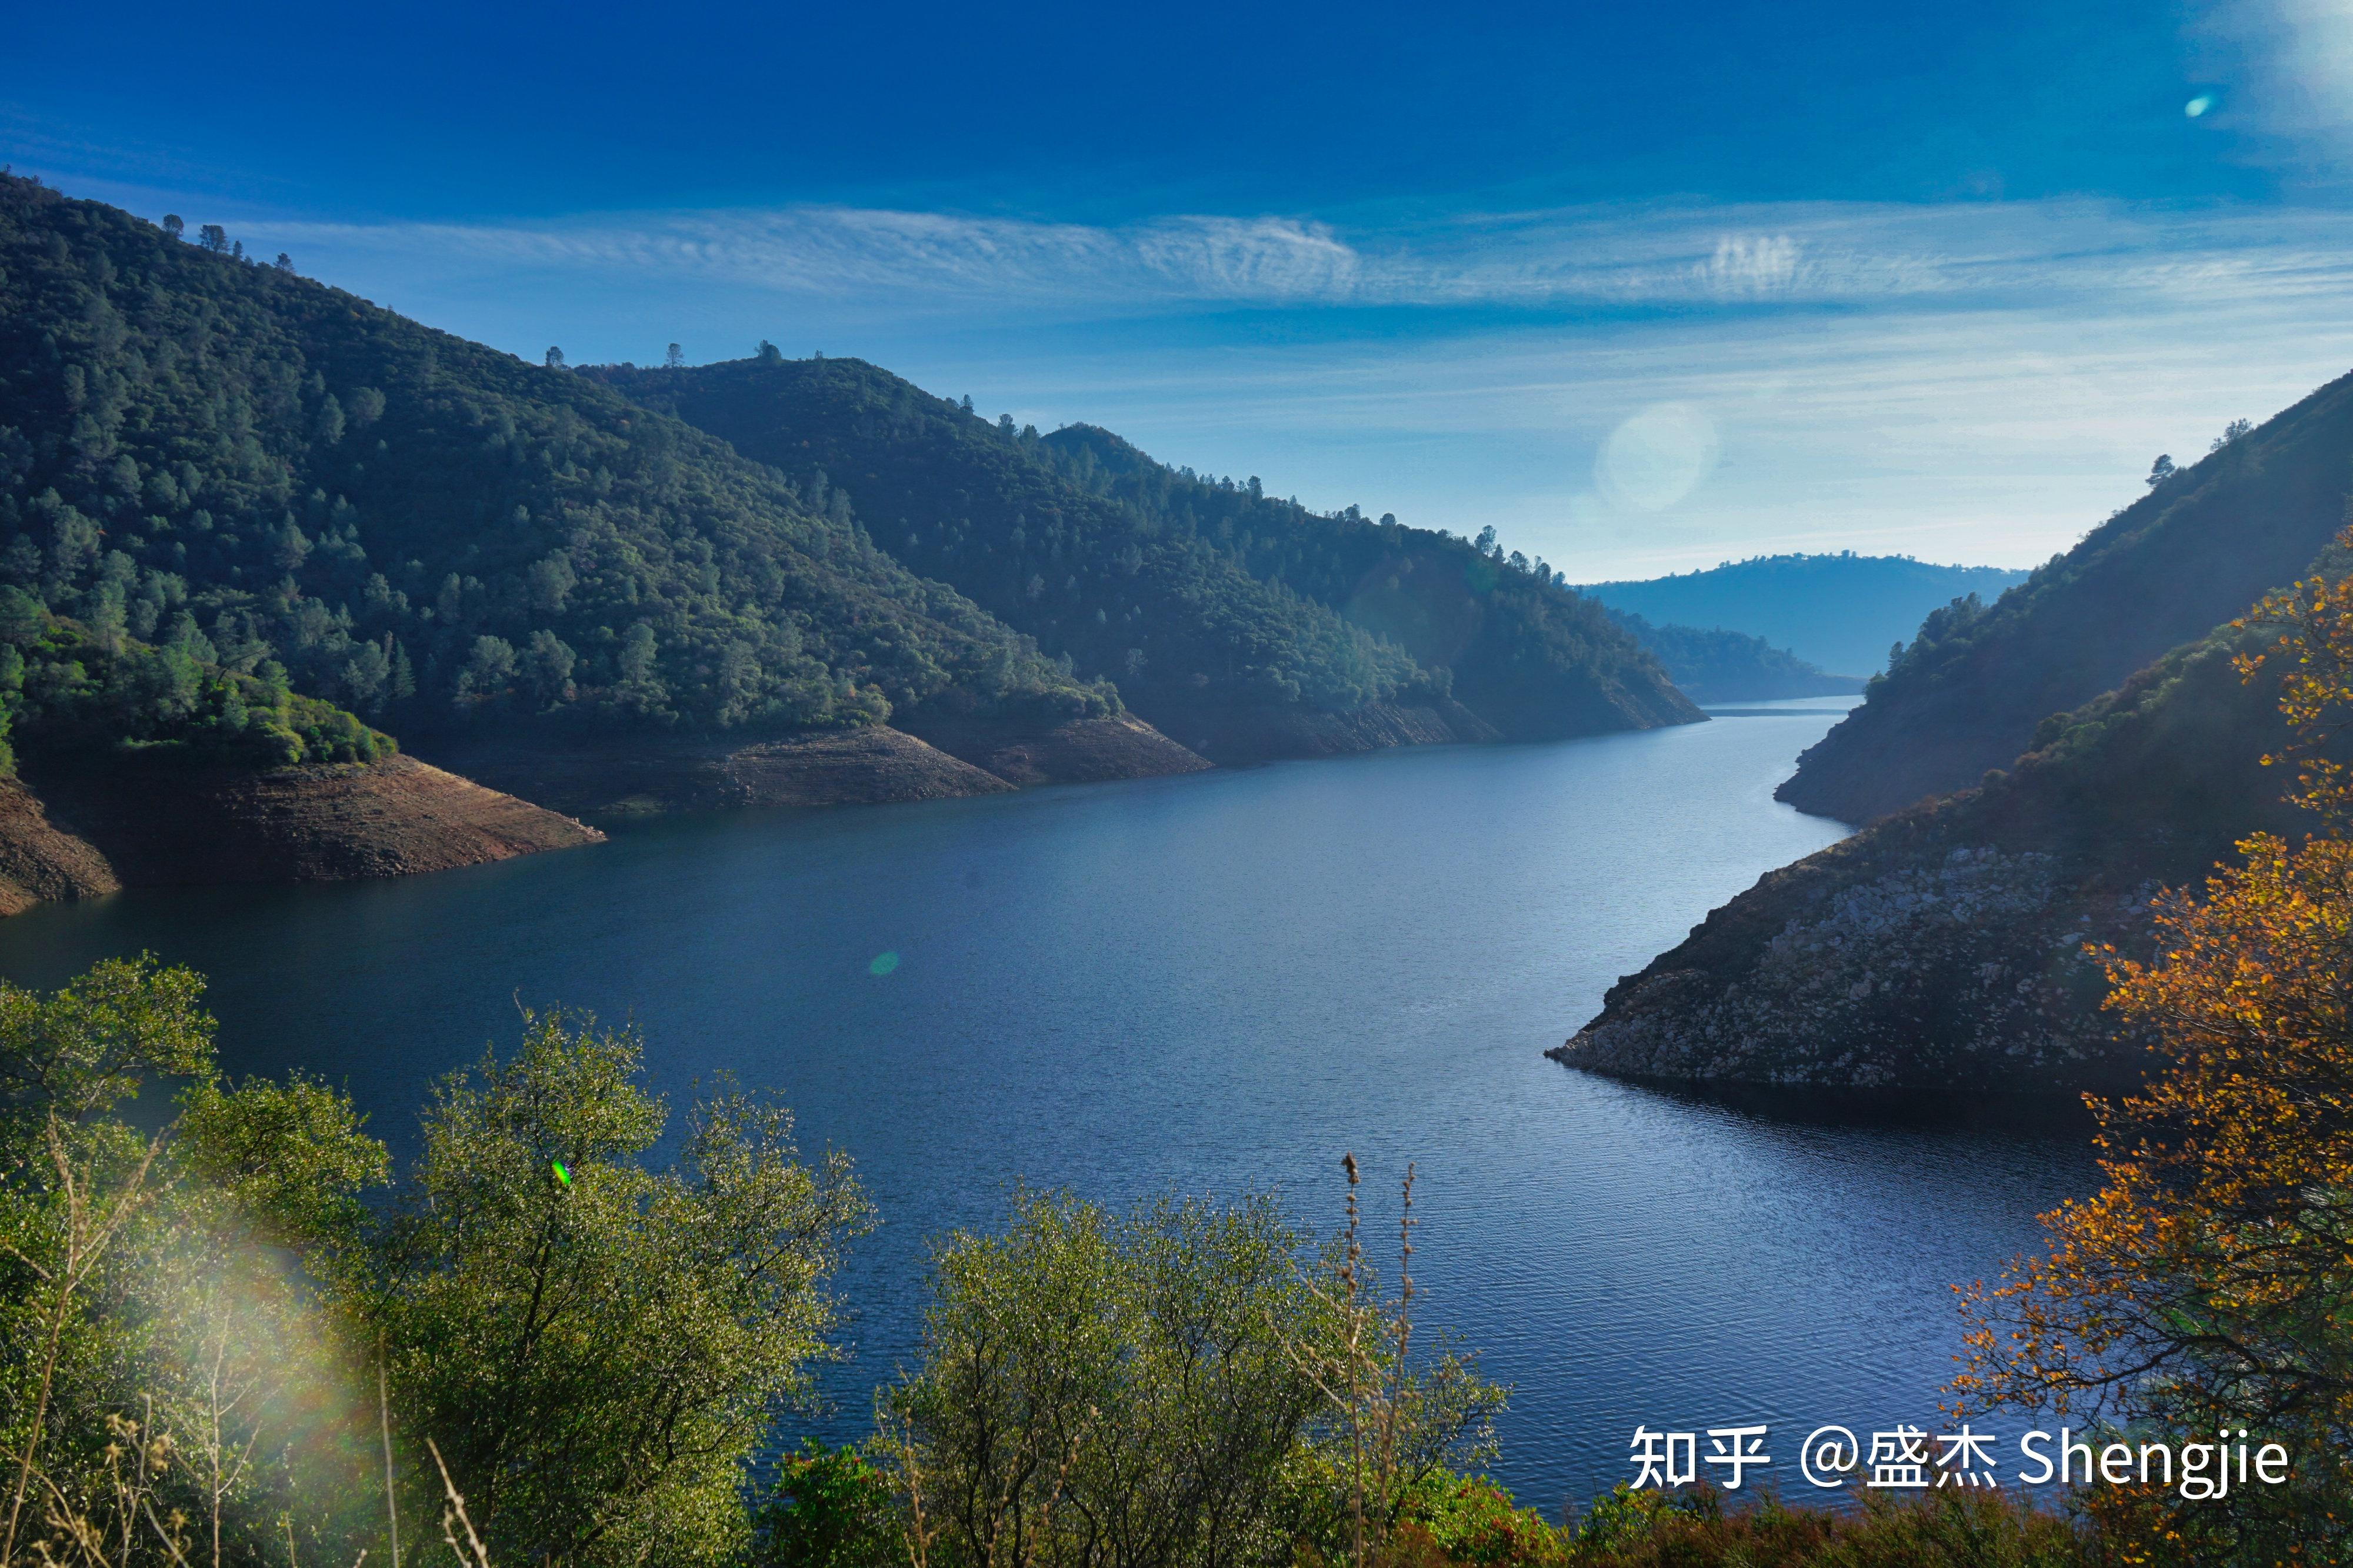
[1602,609,1862,703]
[1583,554,2028,679]
[1778,373,2353,824]
[590,356,1699,760]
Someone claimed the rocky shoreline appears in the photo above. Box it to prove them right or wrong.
[0,752,604,912]
[1555,627,2302,1096]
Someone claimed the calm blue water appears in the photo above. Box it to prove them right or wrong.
[0,698,2094,1514]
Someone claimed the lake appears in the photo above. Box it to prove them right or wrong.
[0,697,2094,1513]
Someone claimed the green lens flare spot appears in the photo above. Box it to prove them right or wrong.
[2185,94,2214,118]
[551,1159,571,1187]
[868,950,901,977]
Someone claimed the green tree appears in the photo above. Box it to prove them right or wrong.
[525,628,577,705]
[882,1177,1500,1568]
[454,634,517,706]
[0,958,381,1567]
[263,1011,873,1568]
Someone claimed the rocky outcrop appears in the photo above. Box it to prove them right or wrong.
[1557,626,2304,1095]
[0,779,119,915]
[418,726,1019,816]
[21,752,604,889]
[1553,840,2153,1093]
[0,752,603,917]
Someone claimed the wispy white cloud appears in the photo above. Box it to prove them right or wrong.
[91,178,2353,579]
[1694,235,1804,298]
[246,195,2353,328]
[266,206,1369,309]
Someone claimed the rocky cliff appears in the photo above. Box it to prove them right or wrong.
[0,780,119,915]
[1557,626,2303,1094]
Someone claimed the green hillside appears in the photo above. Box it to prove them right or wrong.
[590,356,1698,755]
[1777,375,2353,823]
[1602,609,1862,702]
[1036,423,1698,739]
[1582,553,2026,679]
[0,596,392,773]
[0,175,1110,763]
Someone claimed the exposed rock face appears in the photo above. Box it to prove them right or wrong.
[22,753,604,889]
[419,726,1019,816]
[1554,841,2152,1092]
[0,779,119,915]
[903,713,1212,786]
[716,730,1016,806]
[1558,626,2304,1095]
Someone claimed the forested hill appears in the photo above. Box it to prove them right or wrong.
[0,175,1112,759]
[1602,609,1863,703]
[592,356,1697,756]
[1582,554,2027,679]
[1034,422,1697,739]
[1777,372,2353,824]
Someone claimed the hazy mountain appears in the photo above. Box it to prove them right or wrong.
[1602,609,1863,703]
[1563,366,2353,1093]
[1582,554,2028,679]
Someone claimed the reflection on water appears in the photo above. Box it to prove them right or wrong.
[0,702,2094,1507]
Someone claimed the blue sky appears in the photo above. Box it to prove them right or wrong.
[11,0,2353,578]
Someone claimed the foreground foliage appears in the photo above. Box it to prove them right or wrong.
[0,959,868,1567]
[1953,531,2353,1560]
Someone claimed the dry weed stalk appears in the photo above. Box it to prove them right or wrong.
[1,1116,166,1564]
[376,1346,398,1568]
[1278,1154,1421,1568]
[423,1443,486,1568]
[24,1405,192,1568]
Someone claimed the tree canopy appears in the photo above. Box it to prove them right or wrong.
[591,357,1694,745]
[0,175,1109,764]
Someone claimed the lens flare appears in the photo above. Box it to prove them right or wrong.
[2185,94,2215,118]
[868,950,901,976]
[1595,402,1720,513]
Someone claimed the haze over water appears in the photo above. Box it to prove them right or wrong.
[0,698,2092,1509]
